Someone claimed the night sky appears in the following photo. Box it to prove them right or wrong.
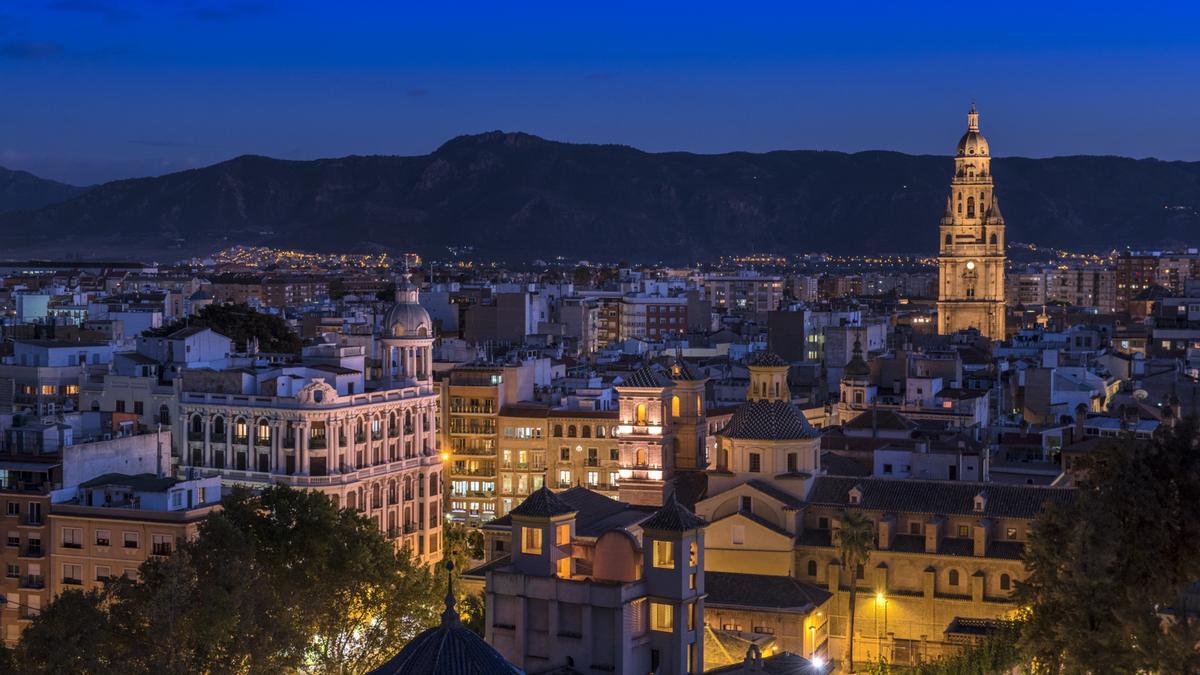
[3,1,1198,185]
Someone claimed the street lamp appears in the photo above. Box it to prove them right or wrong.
[875,592,889,659]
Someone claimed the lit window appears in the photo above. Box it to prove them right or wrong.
[556,524,570,546]
[521,527,542,554]
[653,540,675,569]
[650,602,674,632]
[557,556,571,578]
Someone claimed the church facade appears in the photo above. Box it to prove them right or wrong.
[937,105,1007,339]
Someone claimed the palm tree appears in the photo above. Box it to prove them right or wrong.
[836,509,874,672]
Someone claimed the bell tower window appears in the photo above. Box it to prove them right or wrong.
[966,196,975,218]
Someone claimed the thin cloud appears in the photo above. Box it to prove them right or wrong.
[48,0,133,21]
[191,1,275,22]
[0,41,62,59]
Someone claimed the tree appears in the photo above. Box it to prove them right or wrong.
[12,588,120,675]
[460,591,487,637]
[147,303,302,354]
[16,485,443,674]
[837,509,874,673]
[1017,419,1200,673]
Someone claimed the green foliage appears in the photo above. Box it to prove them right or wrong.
[861,621,1022,675]
[1017,419,1200,674]
[460,592,487,637]
[148,303,303,354]
[837,508,874,673]
[16,485,442,674]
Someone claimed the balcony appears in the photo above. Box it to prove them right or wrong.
[19,546,44,558]
[187,431,205,442]
[18,575,44,589]
[309,437,328,450]
[210,433,227,444]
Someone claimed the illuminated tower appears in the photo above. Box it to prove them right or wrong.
[937,104,1007,339]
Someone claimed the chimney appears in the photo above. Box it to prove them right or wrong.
[924,516,943,554]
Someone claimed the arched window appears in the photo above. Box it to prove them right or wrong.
[807,560,817,576]
[856,564,864,580]
[388,481,398,505]
[990,233,998,245]
[190,415,203,434]
[553,424,563,437]
[596,426,606,439]
[256,419,270,445]
[671,396,681,417]
[567,425,577,438]
[945,233,952,246]
[635,404,647,425]
[403,475,413,500]
[948,569,960,586]
[581,425,591,438]
[213,416,225,437]
[966,196,975,218]
[429,473,439,495]
[1000,573,1011,591]
[635,447,647,466]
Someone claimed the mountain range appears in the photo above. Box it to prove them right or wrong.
[2,131,1199,262]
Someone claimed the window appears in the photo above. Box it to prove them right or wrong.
[650,602,674,632]
[671,396,681,417]
[6,533,17,548]
[689,542,698,567]
[807,559,817,576]
[4,563,17,578]
[63,564,82,585]
[787,453,798,473]
[62,528,82,549]
[689,572,697,590]
[856,564,864,580]
[910,522,922,535]
[635,404,647,425]
[556,556,570,578]
[1006,527,1017,539]
[152,534,171,556]
[95,565,111,581]
[882,463,893,475]
[653,540,675,569]
[688,602,696,631]
[748,453,761,473]
[957,525,969,538]
[731,525,745,545]
[740,495,752,512]
[818,517,830,530]
[134,401,144,416]
[558,469,570,485]
[521,527,542,554]
[556,524,570,546]
[6,502,18,517]
[1000,573,1011,591]
[123,532,139,549]
[610,448,620,461]
[948,569,960,586]
[560,447,570,461]
[95,529,111,547]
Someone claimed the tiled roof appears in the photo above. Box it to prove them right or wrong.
[843,409,918,433]
[508,486,577,518]
[747,351,789,368]
[639,494,707,532]
[819,452,871,477]
[805,476,1076,519]
[706,651,824,674]
[721,400,820,441]
[710,510,793,538]
[619,364,674,389]
[486,487,649,537]
[745,479,805,508]
[706,571,832,611]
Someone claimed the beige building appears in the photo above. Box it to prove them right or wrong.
[49,473,221,596]
[937,105,1007,339]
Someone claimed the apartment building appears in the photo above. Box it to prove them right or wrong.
[178,280,444,564]
[48,472,221,595]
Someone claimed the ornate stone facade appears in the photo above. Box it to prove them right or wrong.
[937,105,1007,339]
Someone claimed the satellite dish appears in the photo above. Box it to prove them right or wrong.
[1132,389,1149,401]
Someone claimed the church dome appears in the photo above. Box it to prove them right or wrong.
[382,274,431,338]
[956,130,989,157]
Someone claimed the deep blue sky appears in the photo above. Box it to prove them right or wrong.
[2,1,1198,185]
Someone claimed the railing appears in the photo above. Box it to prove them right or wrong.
[233,435,249,445]
[19,575,44,589]
[210,433,227,444]
[63,577,82,586]
[309,438,328,450]
[19,546,43,557]
[187,431,205,442]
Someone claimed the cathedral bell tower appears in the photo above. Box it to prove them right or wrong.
[937,104,1007,340]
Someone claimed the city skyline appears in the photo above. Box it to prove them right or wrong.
[2,1,1199,184]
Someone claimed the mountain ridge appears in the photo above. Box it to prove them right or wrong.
[1,131,1198,261]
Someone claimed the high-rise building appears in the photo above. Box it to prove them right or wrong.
[937,105,1006,339]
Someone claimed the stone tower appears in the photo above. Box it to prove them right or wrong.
[937,104,1007,340]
